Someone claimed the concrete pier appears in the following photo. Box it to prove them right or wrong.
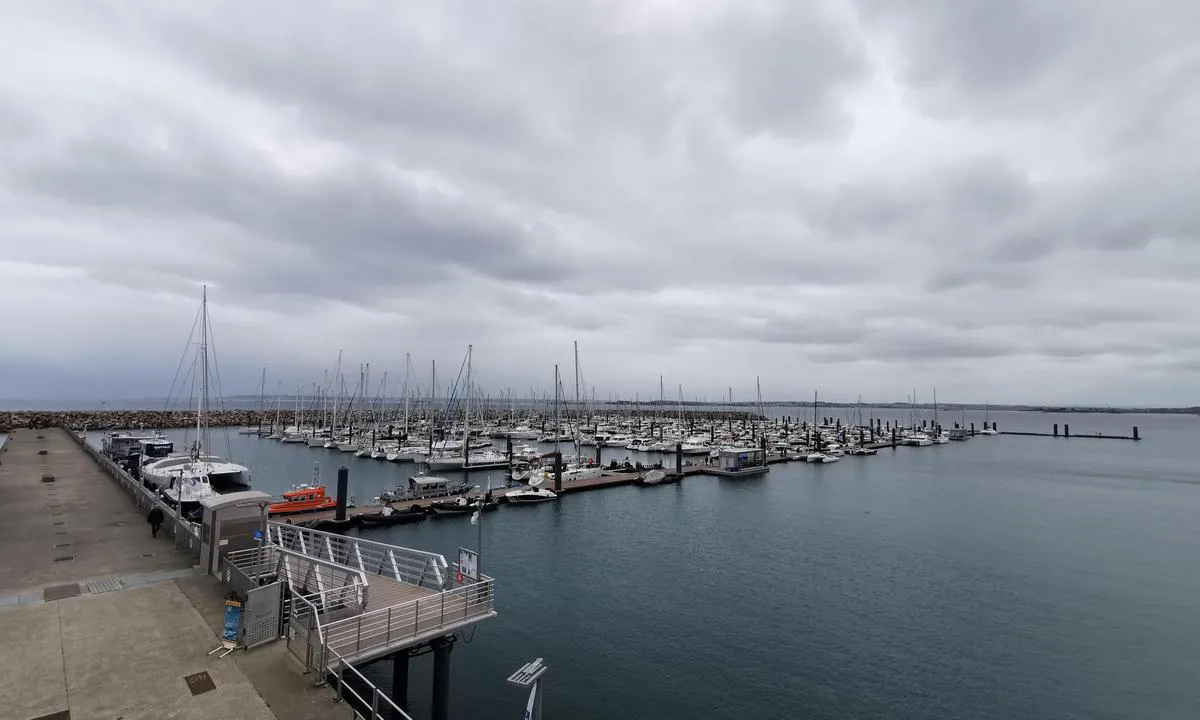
[0,428,367,720]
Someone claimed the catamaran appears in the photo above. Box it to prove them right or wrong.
[143,286,252,513]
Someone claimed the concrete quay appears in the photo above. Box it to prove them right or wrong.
[0,428,357,720]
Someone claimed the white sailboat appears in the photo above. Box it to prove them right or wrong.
[143,286,252,512]
[979,402,999,435]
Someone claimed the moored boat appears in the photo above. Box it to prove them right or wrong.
[268,484,337,515]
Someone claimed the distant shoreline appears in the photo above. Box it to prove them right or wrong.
[1,398,1196,417]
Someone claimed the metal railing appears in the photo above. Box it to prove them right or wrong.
[328,648,415,720]
[269,522,449,589]
[288,591,328,676]
[321,575,495,664]
[290,593,415,720]
[75,432,201,558]
[227,545,370,613]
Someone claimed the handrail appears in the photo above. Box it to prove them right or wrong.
[292,587,416,720]
[74,432,201,558]
[321,577,495,663]
[269,522,448,589]
[329,647,416,720]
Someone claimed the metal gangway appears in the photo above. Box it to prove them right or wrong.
[223,521,497,680]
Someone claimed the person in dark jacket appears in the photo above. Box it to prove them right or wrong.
[147,506,165,538]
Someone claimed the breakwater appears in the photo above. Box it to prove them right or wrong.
[0,408,765,433]
[0,409,269,432]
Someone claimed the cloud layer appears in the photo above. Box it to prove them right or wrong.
[1,0,1197,405]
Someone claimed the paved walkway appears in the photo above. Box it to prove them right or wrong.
[0,428,192,596]
[0,428,359,720]
[0,581,280,720]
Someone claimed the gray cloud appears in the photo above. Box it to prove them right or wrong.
[0,0,1198,406]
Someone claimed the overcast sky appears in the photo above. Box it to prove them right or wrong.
[1,1,1197,406]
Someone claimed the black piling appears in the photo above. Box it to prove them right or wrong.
[1053,424,1058,437]
[1133,426,1140,441]
[391,651,410,718]
[335,467,349,522]
[1064,424,1070,438]
[675,442,683,476]
[430,636,454,720]
[553,452,563,494]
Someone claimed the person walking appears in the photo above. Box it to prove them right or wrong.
[147,506,165,538]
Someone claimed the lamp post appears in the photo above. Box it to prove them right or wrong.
[471,484,482,577]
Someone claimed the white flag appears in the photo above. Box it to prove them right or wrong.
[470,510,479,525]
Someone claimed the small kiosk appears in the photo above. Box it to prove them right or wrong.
[199,490,272,576]
[712,448,769,478]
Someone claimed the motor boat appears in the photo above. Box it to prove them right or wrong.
[268,484,337,515]
[357,504,427,527]
[505,487,558,504]
[505,475,558,504]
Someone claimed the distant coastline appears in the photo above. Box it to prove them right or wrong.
[1,396,1196,416]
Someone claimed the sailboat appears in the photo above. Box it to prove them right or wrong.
[979,402,999,435]
[806,391,840,463]
[143,286,252,514]
[932,389,950,443]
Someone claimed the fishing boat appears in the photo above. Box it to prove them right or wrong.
[268,484,337,515]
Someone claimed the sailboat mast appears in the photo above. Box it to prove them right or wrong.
[403,353,411,438]
[257,366,265,434]
[553,364,561,455]
[464,346,473,462]
[201,286,210,456]
[756,376,763,421]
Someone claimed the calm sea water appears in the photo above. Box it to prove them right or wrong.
[88,409,1200,719]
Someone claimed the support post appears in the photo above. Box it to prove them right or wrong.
[553,452,562,494]
[1053,423,1058,437]
[431,636,454,720]
[1133,426,1140,441]
[675,442,682,476]
[1064,424,1070,438]
[391,651,409,718]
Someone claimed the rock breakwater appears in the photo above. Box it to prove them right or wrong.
[0,409,270,432]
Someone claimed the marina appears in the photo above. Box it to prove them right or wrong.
[0,309,1185,720]
[1,401,1196,719]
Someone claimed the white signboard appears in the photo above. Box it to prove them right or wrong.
[458,547,479,581]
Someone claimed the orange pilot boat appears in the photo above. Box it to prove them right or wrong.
[268,484,338,515]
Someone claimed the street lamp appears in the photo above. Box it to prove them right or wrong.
[506,658,548,720]
[471,484,482,576]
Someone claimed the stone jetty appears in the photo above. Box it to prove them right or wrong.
[0,409,269,432]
